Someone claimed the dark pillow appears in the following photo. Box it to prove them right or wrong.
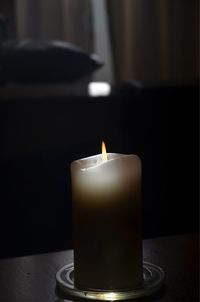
[0,39,103,84]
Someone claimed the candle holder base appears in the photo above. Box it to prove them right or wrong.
[56,261,165,301]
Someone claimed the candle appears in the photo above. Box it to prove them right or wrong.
[71,142,143,291]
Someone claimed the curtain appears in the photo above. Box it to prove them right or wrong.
[14,0,114,82]
[107,0,199,83]
[15,0,93,52]
[10,0,94,95]
[91,0,114,83]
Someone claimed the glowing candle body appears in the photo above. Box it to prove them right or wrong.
[71,153,143,290]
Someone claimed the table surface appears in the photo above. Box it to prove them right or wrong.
[0,234,198,302]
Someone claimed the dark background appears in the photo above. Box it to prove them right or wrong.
[0,82,198,258]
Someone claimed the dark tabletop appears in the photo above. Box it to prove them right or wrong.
[0,234,198,302]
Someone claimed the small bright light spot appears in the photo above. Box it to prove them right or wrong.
[97,291,119,301]
[88,82,111,97]
[105,292,118,301]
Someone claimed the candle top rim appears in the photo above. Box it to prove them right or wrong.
[71,153,141,171]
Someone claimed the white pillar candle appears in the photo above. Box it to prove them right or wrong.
[71,145,143,290]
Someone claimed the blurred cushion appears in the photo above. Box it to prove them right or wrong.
[0,39,103,84]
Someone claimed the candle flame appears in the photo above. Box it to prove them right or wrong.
[102,141,108,161]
